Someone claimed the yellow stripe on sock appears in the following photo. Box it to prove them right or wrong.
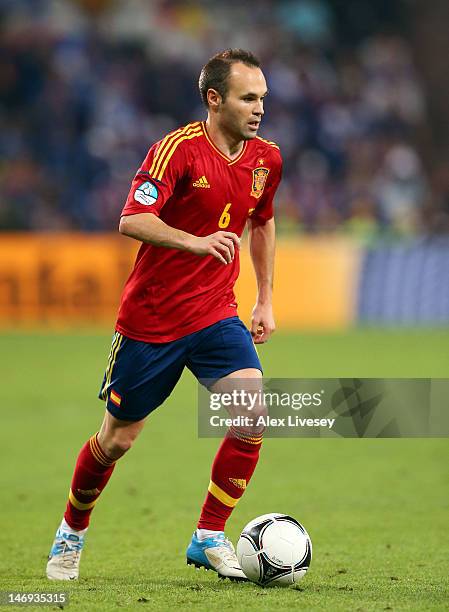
[89,434,115,467]
[208,480,239,508]
[69,489,97,511]
[89,436,110,467]
[234,437,263,445]
[230,428,263,445]
[92,434,113,465]
[232,428,263,440]
[89,437,107,466]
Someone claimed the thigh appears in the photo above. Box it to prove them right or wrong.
[186,317,262,386]
[98,332,186,421]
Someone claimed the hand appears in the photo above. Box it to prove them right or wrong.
[251,302,275,344]
[188,231,240,265]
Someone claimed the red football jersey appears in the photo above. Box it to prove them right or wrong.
[116,121,282,342]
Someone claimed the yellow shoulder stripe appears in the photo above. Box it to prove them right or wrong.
[149,122,201,177]
[154,128,202,180]
[256,135,280,150]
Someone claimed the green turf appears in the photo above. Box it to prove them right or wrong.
[0,329,448,611]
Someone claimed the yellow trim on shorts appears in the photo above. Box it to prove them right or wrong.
[101,333,123,400]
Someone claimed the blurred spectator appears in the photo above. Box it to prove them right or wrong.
[374,144,427,235]
[0,0,443,235]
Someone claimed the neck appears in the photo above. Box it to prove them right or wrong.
[205,116,244,160]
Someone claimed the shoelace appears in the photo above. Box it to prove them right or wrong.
[213,538,240,567]
[53,539,82,569]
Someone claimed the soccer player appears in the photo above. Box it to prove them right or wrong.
[46,49,282,581]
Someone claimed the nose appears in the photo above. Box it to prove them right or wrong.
[254,100,264,117]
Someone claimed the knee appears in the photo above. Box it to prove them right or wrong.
[245,402,268,436]
[98,431,135,460]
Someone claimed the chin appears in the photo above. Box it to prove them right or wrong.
[243,130,258,141]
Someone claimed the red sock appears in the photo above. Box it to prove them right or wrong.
[197,427,263,531]
[64,433,116,530]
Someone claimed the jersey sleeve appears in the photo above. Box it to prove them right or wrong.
[250,150,283,226]
[121,137,189,217]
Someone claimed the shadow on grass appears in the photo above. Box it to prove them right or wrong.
[76,574,316,596]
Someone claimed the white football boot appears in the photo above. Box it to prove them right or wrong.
[46,521,86,580]
[186,531,247,581]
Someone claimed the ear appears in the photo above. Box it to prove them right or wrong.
[207,88,222,111]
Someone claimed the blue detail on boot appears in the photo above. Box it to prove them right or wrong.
[50,529,84,558]
[186,531,226,569]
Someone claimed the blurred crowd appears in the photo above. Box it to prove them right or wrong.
[1,0,448,237]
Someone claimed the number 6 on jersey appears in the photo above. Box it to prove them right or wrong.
[218,203,232,228]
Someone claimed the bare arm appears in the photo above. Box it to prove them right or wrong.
[119,213,240,265]
[247,216,276,343]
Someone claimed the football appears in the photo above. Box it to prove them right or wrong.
[236,513,312,586]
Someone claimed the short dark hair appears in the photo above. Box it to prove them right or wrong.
[198,49,261,107]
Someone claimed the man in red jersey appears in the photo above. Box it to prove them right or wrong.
[47,49,282,581]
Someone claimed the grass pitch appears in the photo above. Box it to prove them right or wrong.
[0,329,448,611]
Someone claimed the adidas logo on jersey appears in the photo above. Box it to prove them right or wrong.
[193,175,210,188]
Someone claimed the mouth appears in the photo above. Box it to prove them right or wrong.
[248,120,260,131]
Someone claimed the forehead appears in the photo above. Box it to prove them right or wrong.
[227,62,267,95]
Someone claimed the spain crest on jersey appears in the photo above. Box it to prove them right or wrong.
[250,167,270,199]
